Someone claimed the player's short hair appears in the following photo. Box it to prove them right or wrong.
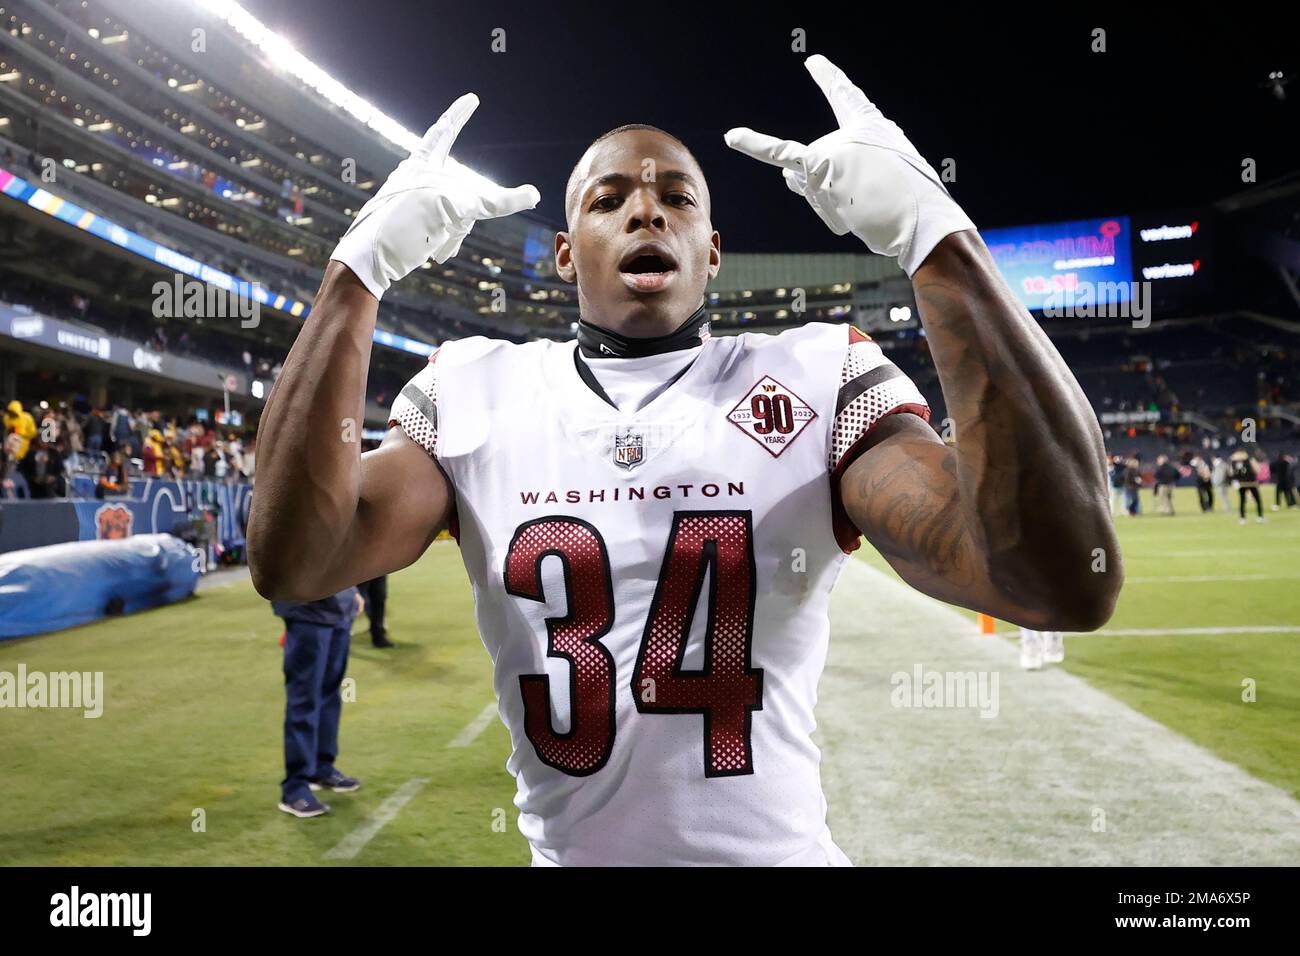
[564,124,704,228]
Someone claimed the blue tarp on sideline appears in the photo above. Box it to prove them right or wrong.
[0,534,199,640]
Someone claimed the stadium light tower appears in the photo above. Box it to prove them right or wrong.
[193,0,507,195]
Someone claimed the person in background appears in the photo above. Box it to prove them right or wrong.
[59,403,84,456]
[189,438,206,479]
[132,409,150,459]
[182,420,204,460]
[38,406,60,445]
[20,438,64,499]
[226,434,244,483]
[357,576,393,648]
[241,437,256,482]
[1271,450,1295,510]
[3,400,37,460]
[210,441,228,480]
[273,587,365,818]
[1,432,30,498]
[96,450,128,499]
[1211,454,1230,513]
[142,429,166,477]
[165,436,186,480]
[110,404,133,457]
[1153,454,1178,516]
[1192,456,1214,512]
[84,408,108,456]
[1123,455,1143,517]
[1109,454,1125,516]
[1229,449,1263,524]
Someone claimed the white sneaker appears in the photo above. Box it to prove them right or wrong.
[1043,631,1065,664]
[1019,628,1044,670]
[1257,516,1266,524]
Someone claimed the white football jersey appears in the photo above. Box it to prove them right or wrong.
[389,321,929,865]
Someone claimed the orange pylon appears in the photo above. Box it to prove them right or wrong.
[979,613,996,635]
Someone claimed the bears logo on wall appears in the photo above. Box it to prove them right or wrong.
[95,503,133,540]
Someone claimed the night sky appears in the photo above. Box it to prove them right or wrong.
[239,1,1295,249]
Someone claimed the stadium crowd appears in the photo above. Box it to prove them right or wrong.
[2,397,254,500]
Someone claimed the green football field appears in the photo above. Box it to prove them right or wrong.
[1,485,1297,865]
[854,486,1300,802]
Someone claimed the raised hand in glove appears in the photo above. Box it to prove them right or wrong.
[331,93,541,300]
[725,55,974,277]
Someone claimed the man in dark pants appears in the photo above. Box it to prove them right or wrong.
[1271,452,1295,510]
[1230,450,1264,525]
[357,575,393,648]
[1153,454,1178,516]
[274,587,364,818]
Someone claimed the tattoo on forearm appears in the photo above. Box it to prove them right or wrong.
[854,448,975,588]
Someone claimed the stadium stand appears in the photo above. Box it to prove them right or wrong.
[2,0,1298,576]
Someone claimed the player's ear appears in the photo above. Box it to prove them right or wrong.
[555,231,577,284]
[707,230,721,281]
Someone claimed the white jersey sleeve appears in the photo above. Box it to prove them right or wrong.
[828,326,931,551]
[828,326,931,475]
[388,350,440,457]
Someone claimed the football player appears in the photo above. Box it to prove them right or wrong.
[248,56,1122,865]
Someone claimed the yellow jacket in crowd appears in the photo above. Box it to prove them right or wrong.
[4,401,38,460]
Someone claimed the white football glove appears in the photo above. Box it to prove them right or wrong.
[331,93,541,300]
[725,55,975,277]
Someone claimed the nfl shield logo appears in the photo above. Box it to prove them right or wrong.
[613,430,644,470]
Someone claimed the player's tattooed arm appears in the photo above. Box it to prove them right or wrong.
[247,261,451,601]
[842,230,1122,631]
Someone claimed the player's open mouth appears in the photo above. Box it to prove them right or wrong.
[619,243,678,293]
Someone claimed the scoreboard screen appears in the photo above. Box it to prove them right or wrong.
[981,216,1134,313]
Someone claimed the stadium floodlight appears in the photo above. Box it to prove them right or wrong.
[193,0,506,197]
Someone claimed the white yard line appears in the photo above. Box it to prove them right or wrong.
[1124,549,1267,558]
[448,702,498,748]
[322,699,499,861]
[323,777,431,861]
[816,558,1300,865]
[1124,573,1300,583]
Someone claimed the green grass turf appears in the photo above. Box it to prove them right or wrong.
[3,485,1297,864]
[853,484,1300,800]
[0,542,528,866]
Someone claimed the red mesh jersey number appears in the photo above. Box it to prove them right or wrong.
[503,517,616,776]
[506,511,762,778]
[751,393,795,434]
[633,511,763,776]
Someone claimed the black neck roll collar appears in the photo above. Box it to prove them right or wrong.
[577,304,710,359]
